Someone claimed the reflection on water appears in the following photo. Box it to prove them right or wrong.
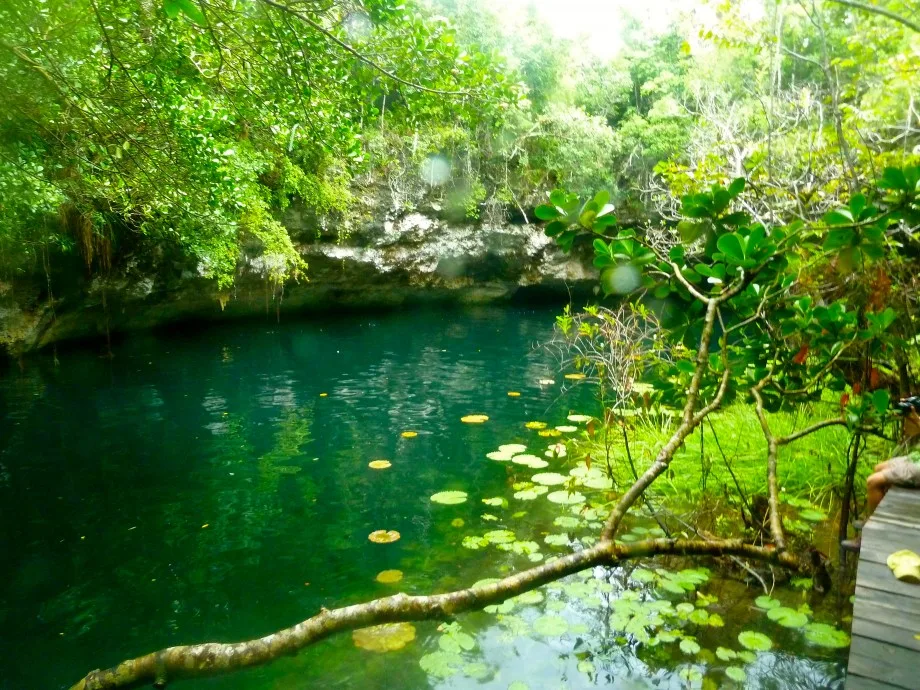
[0,306,845,689]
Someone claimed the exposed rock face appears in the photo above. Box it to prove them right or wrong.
[1,212,595,355]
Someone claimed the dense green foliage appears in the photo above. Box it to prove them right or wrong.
[3,0,917,296]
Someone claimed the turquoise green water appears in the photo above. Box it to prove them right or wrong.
[0,306,846,689]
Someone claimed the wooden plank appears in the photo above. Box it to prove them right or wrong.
[846,676,906,690]
[856,559,920,598]
[853,594,920,633]
[859,522,920,565]
[847,488,920,689]
[847,636,920,689]
[854,584,920,616]
[851,617,920,652]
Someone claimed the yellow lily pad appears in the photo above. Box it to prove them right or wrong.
[887,549,920,583]
[352,622,416,652]
[451,518,465,527]
[564,373,587,380]
[538,429,562,437]
[400,431,418,438]
[461,414,489,424]
[507,391,521,397]
[376,569,404,584]
[525,421,547,430]
[369,460,392,470]
[368,529,401,544]
[319,392,328,397]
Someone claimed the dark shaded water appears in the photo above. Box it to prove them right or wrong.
[0,306,846,689]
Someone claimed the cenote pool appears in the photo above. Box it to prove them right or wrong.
[0,306,848,689]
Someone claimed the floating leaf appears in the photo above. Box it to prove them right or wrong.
[554,516,581,529]
[482,497,506,507]
[482,513,498,521]
[462,662,489,680]
[803,623,850,648]
[461,414,489,424]
[508,682,530,690]
[631,568,656,583]
[798,509,827,522]
[431,491,468,505]
[484,529,516,544]
[538,429,562,437]
[679,668,702,683]
[533,614,569,636]
[715,646,737,661]
[532,472,568,486]
[400,431,418,438]
[368,460,391,469]
[680,638,701,655]
[577,659,595,675]
[512,454,549,469]
[471,578,500,589]
[755,595,781,610]
[726,667,747,683]
[547,490,586,505]
[738,630,772,651]
[499,444,528,454]
[545,442,567,458]
[451,518,465,528]
[513,589,544,605]
[581,474,614,490]
[375,569,403,584]
[419,650,462,678]
[368,530,400,543]
[353,622,416,652]
[567,414,592,423]
[487,451,514,461]
[555,425,578,432]
[766,606,808,628]
[564,373,587,380]
[544,533,569,546]
[525,421,547,430]
[507,391,521,397]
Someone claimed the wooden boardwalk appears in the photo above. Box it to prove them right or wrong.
[846,487,920,690]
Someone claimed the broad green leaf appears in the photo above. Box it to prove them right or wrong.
[737,630,772,651]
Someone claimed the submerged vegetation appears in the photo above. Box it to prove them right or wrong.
[2,0,920,688]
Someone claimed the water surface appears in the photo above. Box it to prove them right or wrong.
[0,306,846,689]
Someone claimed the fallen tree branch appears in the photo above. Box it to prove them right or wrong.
[70,538,801,690]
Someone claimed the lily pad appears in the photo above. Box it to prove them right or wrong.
[353,622,416,652]
[554,516,581,529]
[525,421,547,430]
[567,414,592,423]
[499,444,527,454]
[766,606,808,628]
[461,414,489,424]
[512,454,549,469]
[544,533,570,546]
[545,443,567,458]
[462,662,490,680]
[451,518,465,528]
[375,569,403,584]
[581,474,614,490]
[555,425,578,432]
[508,682,530,690]
[368,460,391,470]
[679,638,701,655]
[715,646,737,661]
[533,614,569,636]
[755,595,781,610]
[564,373,587,380]
[538,429,562,437]
[484,529,516,544]
[804,622,850,648]
[532,472,568,486]
[486,451,514,461]
[798,509,827,522]
[507,391,521,397]
[547,490,586,505]
[482,497,506,507]
[400,431,418,438]
[431,491,468,505]
[368,530,400,544]
[725,667,747,683]
[419,650,463,678]
[738,630,772,651]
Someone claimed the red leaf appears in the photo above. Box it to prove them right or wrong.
[792,344,809,365]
